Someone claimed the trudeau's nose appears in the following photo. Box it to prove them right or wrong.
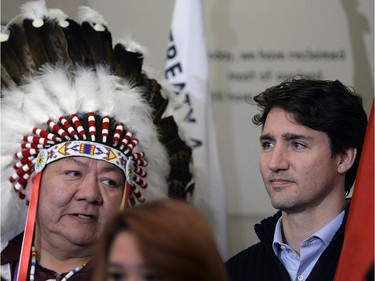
[267,145,289,172]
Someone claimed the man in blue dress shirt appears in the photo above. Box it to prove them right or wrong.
[226,76,368,281]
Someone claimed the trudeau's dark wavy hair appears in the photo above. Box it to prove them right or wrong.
[252,76,368,195]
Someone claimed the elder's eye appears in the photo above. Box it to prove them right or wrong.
[101,178,121,189]
[65,170,81,177]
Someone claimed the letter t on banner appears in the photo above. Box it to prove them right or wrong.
[164,0,228,258]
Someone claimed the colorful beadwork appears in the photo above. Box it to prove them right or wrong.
[29,246,86,281]
[10,112,148,205]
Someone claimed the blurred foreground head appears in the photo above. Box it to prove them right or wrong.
[95,199,230,281]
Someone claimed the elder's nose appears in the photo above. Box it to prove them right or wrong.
[75,174,103,204]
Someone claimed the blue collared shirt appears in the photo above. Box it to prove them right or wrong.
[272,210,345,281]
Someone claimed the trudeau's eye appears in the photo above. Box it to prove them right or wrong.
[260,140,274,150]
[291,142,306,150]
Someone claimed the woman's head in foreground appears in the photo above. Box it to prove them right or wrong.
[95,199,229,281]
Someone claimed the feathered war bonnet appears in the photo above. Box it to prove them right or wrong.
[1,0,193,257]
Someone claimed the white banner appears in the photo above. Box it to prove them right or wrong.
[164,0,228,258]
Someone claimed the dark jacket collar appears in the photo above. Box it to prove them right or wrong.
[254,199,351,249]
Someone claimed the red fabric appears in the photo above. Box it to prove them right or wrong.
[17,172,42,281]
[334,102,374,281]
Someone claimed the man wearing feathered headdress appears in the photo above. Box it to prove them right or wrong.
[0,1,193,280]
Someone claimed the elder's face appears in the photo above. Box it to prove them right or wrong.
[37,157,125,248]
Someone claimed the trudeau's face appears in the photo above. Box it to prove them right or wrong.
[36,157,125,248]
[259,107,346,213]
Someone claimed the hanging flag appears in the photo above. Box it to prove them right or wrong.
[333,101,374,281]
[164,0,228,258]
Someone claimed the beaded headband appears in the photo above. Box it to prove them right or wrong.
[11,112,148,203]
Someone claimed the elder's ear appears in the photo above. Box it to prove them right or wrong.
[337,147,357,174]
[25,172,37,201]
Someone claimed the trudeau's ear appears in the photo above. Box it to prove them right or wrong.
[25,172,37,201]
[337,147,357,174]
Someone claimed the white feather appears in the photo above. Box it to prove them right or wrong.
[20,0,47,20]
[38,65,77,115]
[0,184,28,246]
[47,8,67,22]
[117,39,149,57]
[20,80,54,123]
[74,68,101,112]
[77,6,107,27]
[1,25,10,42]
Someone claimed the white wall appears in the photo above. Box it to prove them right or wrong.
[2,0,373,257]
